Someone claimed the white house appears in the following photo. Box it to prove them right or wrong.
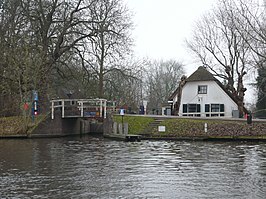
[169,66,245,118]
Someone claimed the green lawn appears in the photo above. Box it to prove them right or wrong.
[113,115,154,134]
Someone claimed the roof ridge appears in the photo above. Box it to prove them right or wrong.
[186,66,216,82]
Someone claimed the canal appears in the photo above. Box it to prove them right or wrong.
[0,136,266,198]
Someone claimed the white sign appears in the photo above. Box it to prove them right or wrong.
[120,109,125,116]
[158,126,166,132]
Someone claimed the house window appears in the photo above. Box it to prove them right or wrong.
[211,104,220,112]
[205,104,210,112]
[198,85,207,94]
[205,103,225,117]
[188,104,197,113]
[220,104,224,112]
[183,104,201,116]
[183,104,188,113]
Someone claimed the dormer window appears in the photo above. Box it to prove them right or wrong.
[198,85,207,94]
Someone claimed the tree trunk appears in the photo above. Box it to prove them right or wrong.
[175,75,187,115]
[98,30,105,98]
[98,70,104,98]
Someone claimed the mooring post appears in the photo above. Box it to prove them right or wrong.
[124,123,128,136]
[113,122,117,134]
[118,123,123,134]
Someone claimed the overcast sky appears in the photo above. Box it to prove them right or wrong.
[125,0,215,75]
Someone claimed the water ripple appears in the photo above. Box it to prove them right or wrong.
[0,138,266,198]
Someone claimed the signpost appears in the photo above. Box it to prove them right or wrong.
[120,109,125,134]
[33,90,38,101]
[120,108,125,122]
[32,90,38,122]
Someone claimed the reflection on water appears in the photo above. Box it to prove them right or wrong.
[0,136,266,198]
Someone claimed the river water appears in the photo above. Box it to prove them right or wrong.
[0,136,266,199]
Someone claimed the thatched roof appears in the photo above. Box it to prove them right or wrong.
[186,66,216,82]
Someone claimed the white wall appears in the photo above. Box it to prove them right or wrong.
[179,81,238,117]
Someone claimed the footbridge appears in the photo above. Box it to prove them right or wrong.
[50,98,116,120]
[31,99,116,137]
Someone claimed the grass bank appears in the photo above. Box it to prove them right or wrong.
[113,115,154,135]
[113,115,266,140]
[0,115,47,137]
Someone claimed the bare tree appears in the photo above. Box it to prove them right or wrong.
[234,0,266,67]
[0,0,102,114]
[21,0,100,105]
[82,0,133,98]
[145,59,184,114]
[229,0,266,116]
[104,58,144,112]
[0,0,135,116]
[186,0,256,116]
[0,0,43,115]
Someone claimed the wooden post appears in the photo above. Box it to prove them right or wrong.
[124,123,128,135]
[103,100,107,119]
[51,101,54,120]
[62,100,65,118]
[81,101,84,117]
[113,122,117,134]
[100,99,103,118]
[118,123,123,134]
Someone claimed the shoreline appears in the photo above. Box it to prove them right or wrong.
[1,114,266,141]
[1,133,266,142]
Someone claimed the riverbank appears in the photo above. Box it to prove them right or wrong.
[113,115,266,141]
[1,114,266,141]
[0,115,46,137]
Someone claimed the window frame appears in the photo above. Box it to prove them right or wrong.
[188,104,197,113]
[211,104,220,112]
[183,104,201,113]
[204,103,225,117]
[198,85,207,94]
